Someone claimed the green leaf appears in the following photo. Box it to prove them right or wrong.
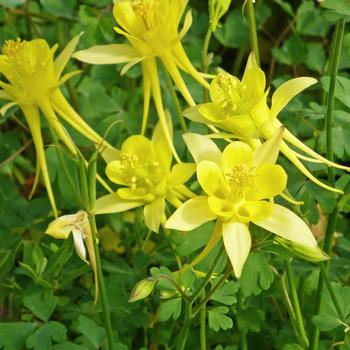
[0,323,37,350]
[214,10,249,49]
[272,34,307,65]
[236,309,265,333]
[23,288,57,322]
[283,344,305,350]
[239,253,274,297]
[321,75,350,108]
[158,298,182,322]
[26,322,67,350]
[208,306,233,332]
[306,43,326,73]
[321,0,350,19]
[210,281,239,306]
[0,0,24,8]
[40,0,76,17]
[77,315,106,348]
[53,343,88,350]
[273,0,294,17]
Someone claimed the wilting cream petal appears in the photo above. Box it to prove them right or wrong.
[222,221,251,278]
[72,228,88,264]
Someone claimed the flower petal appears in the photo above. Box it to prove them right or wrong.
[236,200,273,222]
[165,196,217,231]
[72,229,88,264]
[183,105,211,124]
[253,204,317,248]
[73,44,138,65]
[197,160,227,196]
[54,32,83,77]
[144,198,166,232]
[222,221,251,278]
[221,141,253,172]
[253,127,284,167]
[94,193,143,215]
[271,77,317,119]
[248,164,287,200]
[0,89,13,101]
[183,133,221,164]
[168,163,196,187]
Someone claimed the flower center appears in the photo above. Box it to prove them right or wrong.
[2,38,26,58]
[132,0,160,29]
[216,73,253,115]
[119,152,164,195]
[226,164,255,190]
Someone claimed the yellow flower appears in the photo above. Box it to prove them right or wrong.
[184,54,349,193]
[73,0,210,162]
[0,35,115,217]
[165,131,321,277]
[45,210,99,302]
[94,118,195,232]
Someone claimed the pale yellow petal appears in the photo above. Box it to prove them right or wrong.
[271,77,317,119]
[0,89,13,100]
[72,229,88,264]
[73,44,138,65]
[183,105,211,124]
[144,198,165,232]
[222,221,251,278]
[168,163,195,186]
[94,193,143,215]
[197,160,227,196]
[253,204,317,248]
[236,200,273,223]
[221,141,253,173]
[54,32,83,77]
[165,196,217,231]
[183,133,221,164]
[253,127,284,167]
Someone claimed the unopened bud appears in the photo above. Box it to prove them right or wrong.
[209,0,232,32]
[129,277,157,303]
[275,237,329,263]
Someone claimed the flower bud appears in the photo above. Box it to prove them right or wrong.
[209,0,232,31]
[129,277,158,303]
[275,237,329,263]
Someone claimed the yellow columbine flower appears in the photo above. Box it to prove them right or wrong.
[73,0,210,161]
[94,119,195,232]
[45,210,98,303]
[184,54,350,193]
[0,35,114,217]
[165,131,322,277]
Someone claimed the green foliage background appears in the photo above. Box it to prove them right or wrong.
[0,0,350,349]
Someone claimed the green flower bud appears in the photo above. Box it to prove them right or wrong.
[209,0,232,32]
[129,277,158,303]
[275,237,329,263]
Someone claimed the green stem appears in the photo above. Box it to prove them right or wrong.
[193,267,232,317]
[176,302,192,350]
[88,215,117,350]
[326,19,345,185]
[309,19,345,350]
[285,260,308,349]
[163,68,188,132]
[190,243,225,303]
[200,291,207,350]
[246,0,260,66]
[237,292,248,350]
[201,27,213,102]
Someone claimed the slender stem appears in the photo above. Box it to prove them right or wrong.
[201,27,213,102]
[309,19,345,350]
[176,302,192,350]
[163,68,188,132]
[326,19,345,185]
[237,292,248,350]
[319,264,345,321]
[284,260,308,349]
[193,267,232,317]
[246,0,260,66]
[200,291,207,350]
[190,243,225,303]
[88,215,117,350]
